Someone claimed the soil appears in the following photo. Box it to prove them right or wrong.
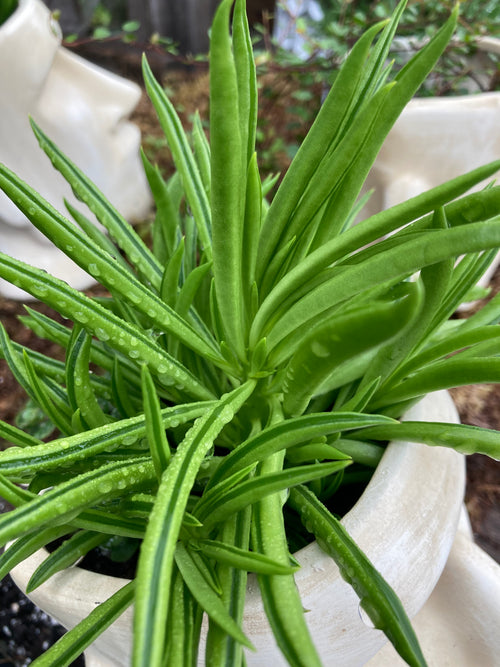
[0,53,499,665]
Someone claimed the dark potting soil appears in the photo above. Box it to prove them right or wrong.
[0,574,84,667]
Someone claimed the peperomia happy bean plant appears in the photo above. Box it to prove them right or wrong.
[0,0,499,665]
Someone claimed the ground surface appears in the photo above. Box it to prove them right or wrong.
[0,61,499,665]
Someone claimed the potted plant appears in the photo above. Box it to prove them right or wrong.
[0,0,499,665]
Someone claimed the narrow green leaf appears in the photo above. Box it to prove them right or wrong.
[66,326,110,428]
[0,419,42,449]
[281,282,423,415]
[208,412,393,491]
[133,380,256,667]
[30,581,135,667]
[64,198,132,272]
[195,539,298,575]
[205,510,251,667]
[161,238,184,307]
[22,350,73,435]
[0,526,72,582]
[0,458,156,547]
[175,542,252,648]
[250,166,500,347]
[257,19,387,284]
[357,420,500,460]
[141,365,171,480]
[142,56,212,257]
[0,253,216,401]
[210,0,246,360]
[0,164,222,364]
[389,325,500,383]
[0,401,212,476]
[265,217,500,351]
[111,358,141,418]
[192,111,211,196]
[370,357,500,410]
[288,485,427,667]
[196,459,351,530]
[27,530,107,592]
[242,154,262,322]
[233,0,258,166]
[140,149,179,262]
[252,454,322,667]
[164,566,200,667]
[30,119,163,287]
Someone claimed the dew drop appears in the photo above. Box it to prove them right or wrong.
[32,285,48,297]
[219,406,234,424]
[98,481,113,494]
[74,311,89,324]
[88,263,100,276]
[358,604,376,629]
[128,292,141,305]
[311,341,330,358]
[95,328,110,341]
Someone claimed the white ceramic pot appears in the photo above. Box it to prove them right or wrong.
[0,0,152,300]
[10,391,465,666]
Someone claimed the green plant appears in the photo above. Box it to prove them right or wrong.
[272,0,499,96]
[0,0,500,665]
[0,0,18,25]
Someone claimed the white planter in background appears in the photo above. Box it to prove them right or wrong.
[0,0,152,300]
[12,391,498,666]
